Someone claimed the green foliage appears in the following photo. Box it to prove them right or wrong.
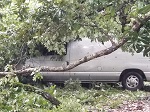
[0,0,149,70]
[0,1,149,110]
[31,69,43,82]
[138,4,150,14]
[54,82,147,112]
[64,79,82,90]
[0,66,58,111]
[0,76,52,111]
[50,99,83,112]
[0,75,148,112]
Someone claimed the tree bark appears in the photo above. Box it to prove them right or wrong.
[0,12,149,76]
[0,38,127,76]
[12,82,61,106]
[0,9,149,108]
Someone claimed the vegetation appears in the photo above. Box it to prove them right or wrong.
[0,76,148,112]
[0,0,150,111]
[0,0,149,72]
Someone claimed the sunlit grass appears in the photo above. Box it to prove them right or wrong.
[54,82,147,111]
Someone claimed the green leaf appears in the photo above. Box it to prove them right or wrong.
[138,4,150,14]
[136,45,143,53]
[54,0,62,4]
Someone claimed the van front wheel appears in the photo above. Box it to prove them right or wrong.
[122,72,144,91]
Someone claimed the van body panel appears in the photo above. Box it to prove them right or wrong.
[69,72,120,81]
[25,38,150,82]
[42,72,69,82]
[143,72,150,80]
[25,54,70,82]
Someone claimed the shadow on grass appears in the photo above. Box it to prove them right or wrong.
[143,85,150,92]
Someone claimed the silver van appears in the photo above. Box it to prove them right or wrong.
[25,38,150,91]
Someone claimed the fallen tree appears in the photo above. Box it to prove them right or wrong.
[0,38,127,107]
[0,38,127,75]
[0,0,149,107]
[12,82,61,106]
[0,12,149,76]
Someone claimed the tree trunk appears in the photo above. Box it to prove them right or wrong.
[0,13,149,76]
[12,82,61,106]
[0,38,127,76]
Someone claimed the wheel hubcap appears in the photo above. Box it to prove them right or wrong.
[126,75,139,88]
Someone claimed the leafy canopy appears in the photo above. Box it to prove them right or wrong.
[0,0,150,69]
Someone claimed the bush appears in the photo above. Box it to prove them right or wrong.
[64,79,82,90]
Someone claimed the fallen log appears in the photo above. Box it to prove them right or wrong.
[12,82,61,106]
[0,37,127,76]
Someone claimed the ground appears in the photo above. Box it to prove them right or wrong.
[87,85,150,112]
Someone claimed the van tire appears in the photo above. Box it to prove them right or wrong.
[122,72,144,91]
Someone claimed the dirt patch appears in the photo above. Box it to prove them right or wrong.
[109,100,150,112]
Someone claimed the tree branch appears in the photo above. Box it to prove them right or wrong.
[132,13,150,32]
[12,82,61,106]
[0,11,149,80]
[97,3,113,12]
[0,38,127,76]
[117,1,136,32]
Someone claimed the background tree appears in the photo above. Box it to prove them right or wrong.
[0,0,149,73]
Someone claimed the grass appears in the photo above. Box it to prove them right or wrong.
[50,81,148,112]
[0,77,149,112]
